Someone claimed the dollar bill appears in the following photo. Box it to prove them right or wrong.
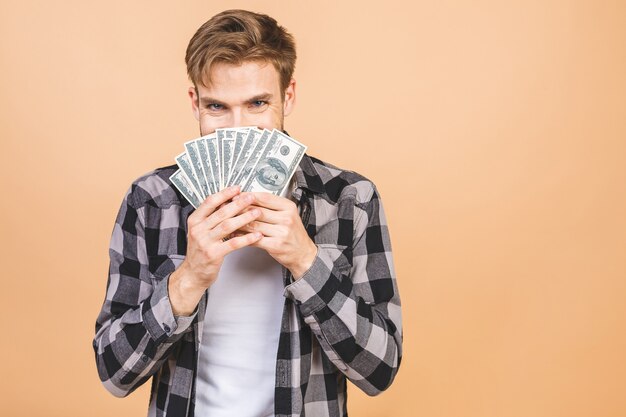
[197,135,218,195]
[230,128,270,187]
[230,127,251,181]
[228,128,260,187]
[216,129,236,188]
[205,135,222,191]
[241,129,307,195]
[170,169,201,208]
[222,136,235,187]
[184,139,209,198]
[172,127,307,207]
[175,152,203,199]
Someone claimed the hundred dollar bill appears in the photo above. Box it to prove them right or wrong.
[230,127,251,180]
[222,136,235,187]
[170,169,201,208]
[228,127,260,187]
[197,135,218,195]
[216,129,236,188]
[184,139,209,198]
[175,152,203,199]
[230,128,270,188]
[205,135,222,191]
[241,129,307,195]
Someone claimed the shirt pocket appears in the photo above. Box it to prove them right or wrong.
[147,254,186,283]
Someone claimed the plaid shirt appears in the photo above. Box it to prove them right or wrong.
[93,154,402,417]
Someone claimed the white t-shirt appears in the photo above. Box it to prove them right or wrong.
[194,245,285,416]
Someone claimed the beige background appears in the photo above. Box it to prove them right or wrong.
[1,1,625,416]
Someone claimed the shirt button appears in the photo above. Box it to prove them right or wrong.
[163,324,171,333]
[141,354,149,362]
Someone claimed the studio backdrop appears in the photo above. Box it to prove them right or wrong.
[1,1,625,416]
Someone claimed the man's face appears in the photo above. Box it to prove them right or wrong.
[189,61,296,135]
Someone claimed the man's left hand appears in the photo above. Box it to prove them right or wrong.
[236,192,317,280]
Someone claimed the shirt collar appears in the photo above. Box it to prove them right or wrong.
[281,130,324,197]
[292,153,325,197]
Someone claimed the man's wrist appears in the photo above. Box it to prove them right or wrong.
[289,242,318,281]
[168,264,206,316]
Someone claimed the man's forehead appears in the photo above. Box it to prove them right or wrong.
[196,60,279,92]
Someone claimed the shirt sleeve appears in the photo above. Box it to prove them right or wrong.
[92,184,198,398]
[283,184,403,396]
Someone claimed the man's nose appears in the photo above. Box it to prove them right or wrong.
[231,108,250,128]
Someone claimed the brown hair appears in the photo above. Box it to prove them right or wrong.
[185,10,297,92]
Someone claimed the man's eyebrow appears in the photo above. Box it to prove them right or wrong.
[199,96,227,106]
[198,93,274,107]
[246,93,273,103]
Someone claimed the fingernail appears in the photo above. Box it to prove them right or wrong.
[232,195,240,201]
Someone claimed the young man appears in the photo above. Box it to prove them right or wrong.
[93,9,402,417]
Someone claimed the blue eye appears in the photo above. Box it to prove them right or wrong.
[252,100,266,107]
[207,103,223,110]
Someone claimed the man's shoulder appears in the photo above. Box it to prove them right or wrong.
[304,155,379,204]
[125,164,183,209]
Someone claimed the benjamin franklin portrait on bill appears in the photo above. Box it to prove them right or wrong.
[256,157,288,191]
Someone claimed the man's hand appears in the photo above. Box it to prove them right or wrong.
[237,192,317,280]
[168,186,262,316]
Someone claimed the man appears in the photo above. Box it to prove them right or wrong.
[93,9,402,417]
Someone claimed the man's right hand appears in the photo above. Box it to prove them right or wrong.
[168,186,262,316]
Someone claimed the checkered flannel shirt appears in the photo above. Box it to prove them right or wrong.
[93,154,403,417]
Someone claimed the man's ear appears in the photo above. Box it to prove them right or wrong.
[188,86,200,121]
[283,78,296,117]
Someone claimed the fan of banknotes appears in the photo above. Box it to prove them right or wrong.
[170,127,307,208]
